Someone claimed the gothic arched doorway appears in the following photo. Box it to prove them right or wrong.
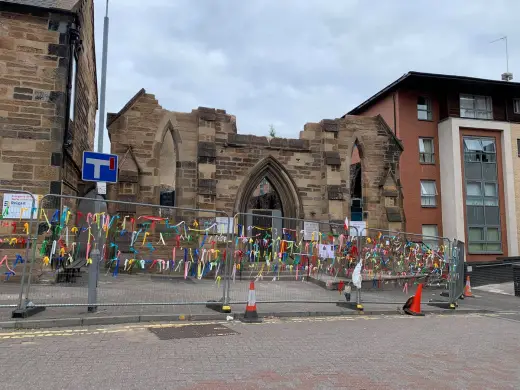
[234,156,303,241]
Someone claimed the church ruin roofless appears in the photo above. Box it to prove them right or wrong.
[106,89,405,233]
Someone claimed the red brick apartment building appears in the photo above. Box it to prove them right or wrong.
[347,72,520,262]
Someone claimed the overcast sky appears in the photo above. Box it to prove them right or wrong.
[94,0,520,149]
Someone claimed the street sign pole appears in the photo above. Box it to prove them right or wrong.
[89,0,109,313]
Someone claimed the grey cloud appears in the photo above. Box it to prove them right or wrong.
[94,0,520,145]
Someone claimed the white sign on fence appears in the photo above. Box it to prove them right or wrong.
[215,217,234,234]
[304,221,320,241]
[349,221,366,236]
[2,193,40,219]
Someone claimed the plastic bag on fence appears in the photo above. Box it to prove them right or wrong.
[352,260,363,289]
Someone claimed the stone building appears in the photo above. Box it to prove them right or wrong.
[107,89,405,232]
[0,0,98,204]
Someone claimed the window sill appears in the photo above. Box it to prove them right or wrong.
[419,162,436,166]
[459,116,494,121]
[421,205,437,208]
[418,118,434,122]
[467,251,503,255]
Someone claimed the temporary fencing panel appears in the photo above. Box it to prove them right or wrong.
[228,213,360,308]
[0,189,36,309]
[450,240,465,302]
[358,228,454,306]
[19,194,231,314]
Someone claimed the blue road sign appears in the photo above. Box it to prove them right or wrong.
[82,151,118,183]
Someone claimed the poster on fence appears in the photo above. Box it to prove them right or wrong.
[304,221,320,241]
[2,193,40,219]
[349,221,366,236]
[215,217,234,234]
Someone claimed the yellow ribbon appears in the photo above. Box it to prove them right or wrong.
[71,227,78,234]
[23,222,29,234]
[19,207,28,221]
[216,275,221,288]
[9,238,17,246]
[142,232,150,246]
[43,256,50,266]
[40,208,50,226]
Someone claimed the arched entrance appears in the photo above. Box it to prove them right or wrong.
[350,139,364,222]
[234,156,303,240]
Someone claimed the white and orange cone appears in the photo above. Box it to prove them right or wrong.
[241,280,262,323]
[464,276,473,297]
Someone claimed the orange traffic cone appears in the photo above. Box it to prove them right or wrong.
[241,280,262,323]
[403,283,425,316]
[464,276,473,297]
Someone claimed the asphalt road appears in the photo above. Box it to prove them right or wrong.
[0,313,519,390]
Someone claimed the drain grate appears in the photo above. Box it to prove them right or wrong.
[148,324,238,340]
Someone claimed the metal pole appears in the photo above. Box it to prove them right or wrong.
[88,248,100,312]
[97,0,109,153]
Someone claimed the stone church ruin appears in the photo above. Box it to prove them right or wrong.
[107,89,405,233]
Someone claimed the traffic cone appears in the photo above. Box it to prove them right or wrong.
[403,283,425,316]
[464,276,473,297]
[241,280,262,323]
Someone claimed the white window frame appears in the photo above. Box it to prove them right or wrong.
[417,96,432,121]
[419,137,435,164]
[420,180,437,207]
[513,98,520,114]
[422,224,439,249]
[460,94,493,120]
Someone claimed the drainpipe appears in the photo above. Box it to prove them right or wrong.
[62,21,80,170]
[392,92,397,135]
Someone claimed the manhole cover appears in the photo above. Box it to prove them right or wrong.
[148,324,238,340]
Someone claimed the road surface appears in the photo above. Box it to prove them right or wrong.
[0,313,519,389]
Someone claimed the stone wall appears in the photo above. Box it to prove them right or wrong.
[108,91,405,230]
[0,1,97,203]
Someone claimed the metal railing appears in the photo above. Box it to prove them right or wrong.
[0,189,36,309]
[229,212,360,306]
[18,194,232,314]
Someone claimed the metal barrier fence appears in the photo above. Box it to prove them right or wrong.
[357,228,455,307]
[0,189,36,310]
[6,189,466,316]
[18,194,232,315]
[229,215,460,310]
[229,213,361,307]
[451,239,465,302]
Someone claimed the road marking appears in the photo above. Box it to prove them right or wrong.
[0,312,512,340]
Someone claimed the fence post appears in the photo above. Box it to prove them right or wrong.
[88,248,100,312]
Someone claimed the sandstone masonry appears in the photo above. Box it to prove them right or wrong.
[0,0,97,204]
[108,90,405,230]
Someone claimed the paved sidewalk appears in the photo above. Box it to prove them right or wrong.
[0,272,518,328]
[0,313,518,389]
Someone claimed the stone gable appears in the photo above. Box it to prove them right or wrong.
[108,92,405,230]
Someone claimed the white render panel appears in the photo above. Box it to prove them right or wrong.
[438,118,518,256]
